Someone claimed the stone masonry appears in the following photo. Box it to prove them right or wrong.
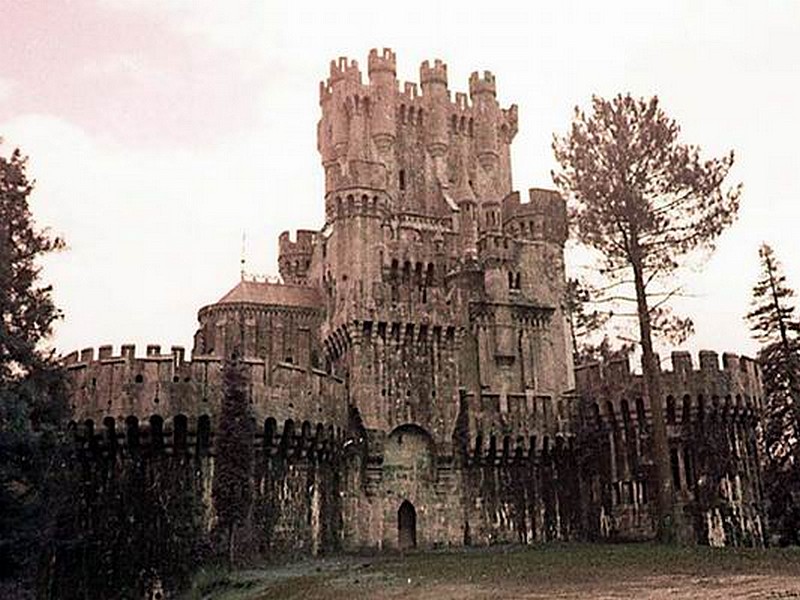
[64,49,766,555]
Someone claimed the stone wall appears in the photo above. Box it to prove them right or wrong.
[47,412,345,598]
[575,351,765,546]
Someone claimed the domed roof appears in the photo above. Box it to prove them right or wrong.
[213,279,321,310]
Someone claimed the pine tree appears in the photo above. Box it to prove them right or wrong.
[565,277,633,363]
[746,243,800,544]
[553,94,741,542]
[211,353,254,568]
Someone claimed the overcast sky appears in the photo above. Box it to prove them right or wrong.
[1,0,799,364]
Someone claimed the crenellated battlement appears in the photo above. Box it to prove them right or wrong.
[279,229,316,253]
[318,49,519,204]
[367,47,396,77]
[323,161,389,205]
[279,230,317,284]
[469,70,496,98]
[328,56,362,85]
[502,188,568,245]
[575,350,764,425]
[401,81,420,100]
[62,345,347,430]
[63,343,188,366]
[420,59,448,87]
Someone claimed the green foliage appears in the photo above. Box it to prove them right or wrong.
[0,146,65,390]
[0,141,70,596]
[746,243,800,545]
[212,354,255,566]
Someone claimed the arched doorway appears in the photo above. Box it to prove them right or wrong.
[398,500,417,550]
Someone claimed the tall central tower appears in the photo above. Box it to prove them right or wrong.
[311,49,574,548]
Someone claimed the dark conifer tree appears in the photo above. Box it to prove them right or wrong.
[211,352,254,568]
[0,143,68,597]
[746,243,800,544]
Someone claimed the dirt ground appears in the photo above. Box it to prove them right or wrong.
[185,543,800,600]
[351,575,800,599]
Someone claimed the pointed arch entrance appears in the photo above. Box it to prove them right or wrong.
[398,500,417,550]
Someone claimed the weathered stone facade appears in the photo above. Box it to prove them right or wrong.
[64,49,766,557]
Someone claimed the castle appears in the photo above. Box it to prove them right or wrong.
[64,49,766,556]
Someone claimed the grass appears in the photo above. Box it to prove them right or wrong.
[183,543,800,599]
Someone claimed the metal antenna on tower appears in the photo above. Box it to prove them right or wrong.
[240,231,246,281]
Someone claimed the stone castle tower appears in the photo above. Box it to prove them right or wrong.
[64,49,766,553]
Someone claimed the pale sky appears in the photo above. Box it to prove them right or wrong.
[1,0,799,362]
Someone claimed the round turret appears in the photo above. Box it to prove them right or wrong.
[368,48,398,154]
[470,71,500,171]
[420,59,450,157]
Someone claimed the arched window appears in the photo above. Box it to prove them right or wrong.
[670,448,681,490]
[399,169,406,191]
[150,415,164,450]
[103,416,116,446]
[666,396,676,425]
[264,417,277,448]
[197,415,211,451]
[173,414,188,450]
[126,416,140,449]
[621,400,631,428]
[606,401,617,429]
[281,419,295,449]
[636,398,646,425]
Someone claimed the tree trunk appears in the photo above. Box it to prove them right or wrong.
[630,238,675,543]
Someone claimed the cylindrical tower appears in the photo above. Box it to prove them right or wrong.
[469,71,500,173]
[420,59,450,158]
[368,48,397,154]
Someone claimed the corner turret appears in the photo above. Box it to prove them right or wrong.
[279,230,316,285]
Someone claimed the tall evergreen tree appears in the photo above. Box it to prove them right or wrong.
[565,277,633,363]
[553,94,741,542]
[0,142,68,596]
[211,353,254,568]
[746,243,800,544]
